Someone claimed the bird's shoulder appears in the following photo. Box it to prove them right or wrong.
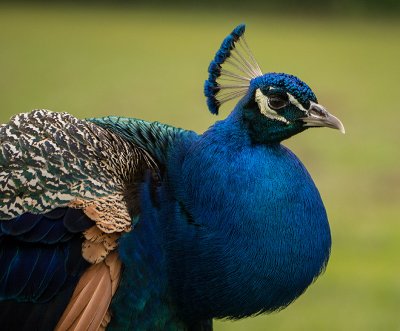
[88,115,198,166]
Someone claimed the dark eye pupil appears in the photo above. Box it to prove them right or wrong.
[268,97,287,110]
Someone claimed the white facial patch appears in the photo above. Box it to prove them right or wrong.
[255,89,289,124]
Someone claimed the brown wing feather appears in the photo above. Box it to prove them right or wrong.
[55,253,122,331]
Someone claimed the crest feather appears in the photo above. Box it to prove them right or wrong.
[204,24,262,114]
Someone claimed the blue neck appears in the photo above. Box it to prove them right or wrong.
[166,107,331,321]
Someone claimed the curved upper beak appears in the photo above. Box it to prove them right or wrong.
[301,101,345,134]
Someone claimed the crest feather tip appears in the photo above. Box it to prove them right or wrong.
[232,24,246,39]
[204,24,261,115]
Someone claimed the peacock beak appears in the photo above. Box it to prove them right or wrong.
[301,101,345,134]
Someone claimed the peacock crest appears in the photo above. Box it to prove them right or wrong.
[204,24,263,114]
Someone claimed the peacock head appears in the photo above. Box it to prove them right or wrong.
[204,24,344,143]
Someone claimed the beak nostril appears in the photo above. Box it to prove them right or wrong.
[309,108,322,117]
[309,104,328,118]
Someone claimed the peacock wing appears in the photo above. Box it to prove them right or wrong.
[0,109,158,330]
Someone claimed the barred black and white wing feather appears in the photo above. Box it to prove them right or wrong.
[1,109,156,231]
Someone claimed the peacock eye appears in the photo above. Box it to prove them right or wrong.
[267,95,289,110]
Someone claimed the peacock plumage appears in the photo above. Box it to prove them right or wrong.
[0,24,344,330]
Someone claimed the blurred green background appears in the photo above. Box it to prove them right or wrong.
[1,2,399,330]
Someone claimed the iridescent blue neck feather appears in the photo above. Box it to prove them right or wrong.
[101,113,330,326]
[164,110,331,321]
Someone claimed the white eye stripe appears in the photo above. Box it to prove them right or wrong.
[255,89,289,124]
[287,93,308,113]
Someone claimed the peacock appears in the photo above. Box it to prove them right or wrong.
[0,24,344,330]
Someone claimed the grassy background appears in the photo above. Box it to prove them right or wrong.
[1,4,399,330]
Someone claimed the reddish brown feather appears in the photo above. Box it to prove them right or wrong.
[55,253,122,331]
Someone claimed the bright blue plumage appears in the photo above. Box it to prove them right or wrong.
[0,24,344,330]
[165,109,331,319]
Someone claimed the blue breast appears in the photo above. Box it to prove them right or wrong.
[110,108,331,325]
[165,108,331,320]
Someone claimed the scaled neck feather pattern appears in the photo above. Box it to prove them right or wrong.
[165,108,331,321]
